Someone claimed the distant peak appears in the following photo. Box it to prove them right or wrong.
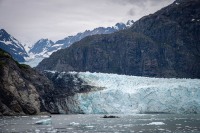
[34,38,54,47]
[0,29,11,39]
[40,38,49,41]
[0,29,9,35]
[114,23,126,30]
[37,38,51,43]
[115,22,125,26]
[126,20,134,25]
[0,29,5,32]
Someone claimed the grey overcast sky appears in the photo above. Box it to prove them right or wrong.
[0,0,174,45]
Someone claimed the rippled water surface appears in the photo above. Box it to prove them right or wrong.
[0,114,200,133]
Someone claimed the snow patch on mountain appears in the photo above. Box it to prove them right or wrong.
[23,43,32,52]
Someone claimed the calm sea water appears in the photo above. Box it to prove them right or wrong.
[0,114,200,133]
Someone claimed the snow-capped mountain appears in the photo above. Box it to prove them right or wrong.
[0,29,28,62]
[29,39,59,58]
[29,20,134,58]
[55,21,133,49]
[37,0,200,78]
[45,71,200,114]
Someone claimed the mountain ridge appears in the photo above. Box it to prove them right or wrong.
[29,20,134,58]
[36,0,200,78]
[0,29,28,62]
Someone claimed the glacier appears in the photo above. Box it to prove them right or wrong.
[20,55,44,67]
[47,71,200,114]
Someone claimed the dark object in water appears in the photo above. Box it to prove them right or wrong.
[102,115,120,118]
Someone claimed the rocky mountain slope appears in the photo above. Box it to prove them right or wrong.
[0,48,95,115]
[29,20,134,58]
[0,48,56,115]
[0,29,28,62]
[37,0,200,78]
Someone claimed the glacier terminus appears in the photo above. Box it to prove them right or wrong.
[45,71,200,114]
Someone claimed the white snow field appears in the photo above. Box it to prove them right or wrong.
[58,72,200,114]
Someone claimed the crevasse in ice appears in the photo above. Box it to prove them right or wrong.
[56,72,200,114]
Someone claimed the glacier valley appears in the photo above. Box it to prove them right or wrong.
[46,71,200,114]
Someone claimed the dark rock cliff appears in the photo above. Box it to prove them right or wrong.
[130,0,200,78]
[0,48,94,115]
[0,48,57,115]
[37,0,200,78]
[42,71,94,114]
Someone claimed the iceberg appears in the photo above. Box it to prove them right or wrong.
[35,119,52,125]
[147,122,165,125]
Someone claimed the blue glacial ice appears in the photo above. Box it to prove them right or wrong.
[55,72,200,114]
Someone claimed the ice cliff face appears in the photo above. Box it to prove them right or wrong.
[45,71,200,114]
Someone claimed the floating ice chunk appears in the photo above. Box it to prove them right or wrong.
[35,129,40,133]
[32,117,39,120]
[147,122,165,125]
[85,125,94,128]
[35,119,52,125]
[40,115,51,118]
[21,116,29,118]
[158,128,165,131]
[70,122,80,126]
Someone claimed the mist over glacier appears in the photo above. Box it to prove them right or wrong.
[48,71,200,114]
